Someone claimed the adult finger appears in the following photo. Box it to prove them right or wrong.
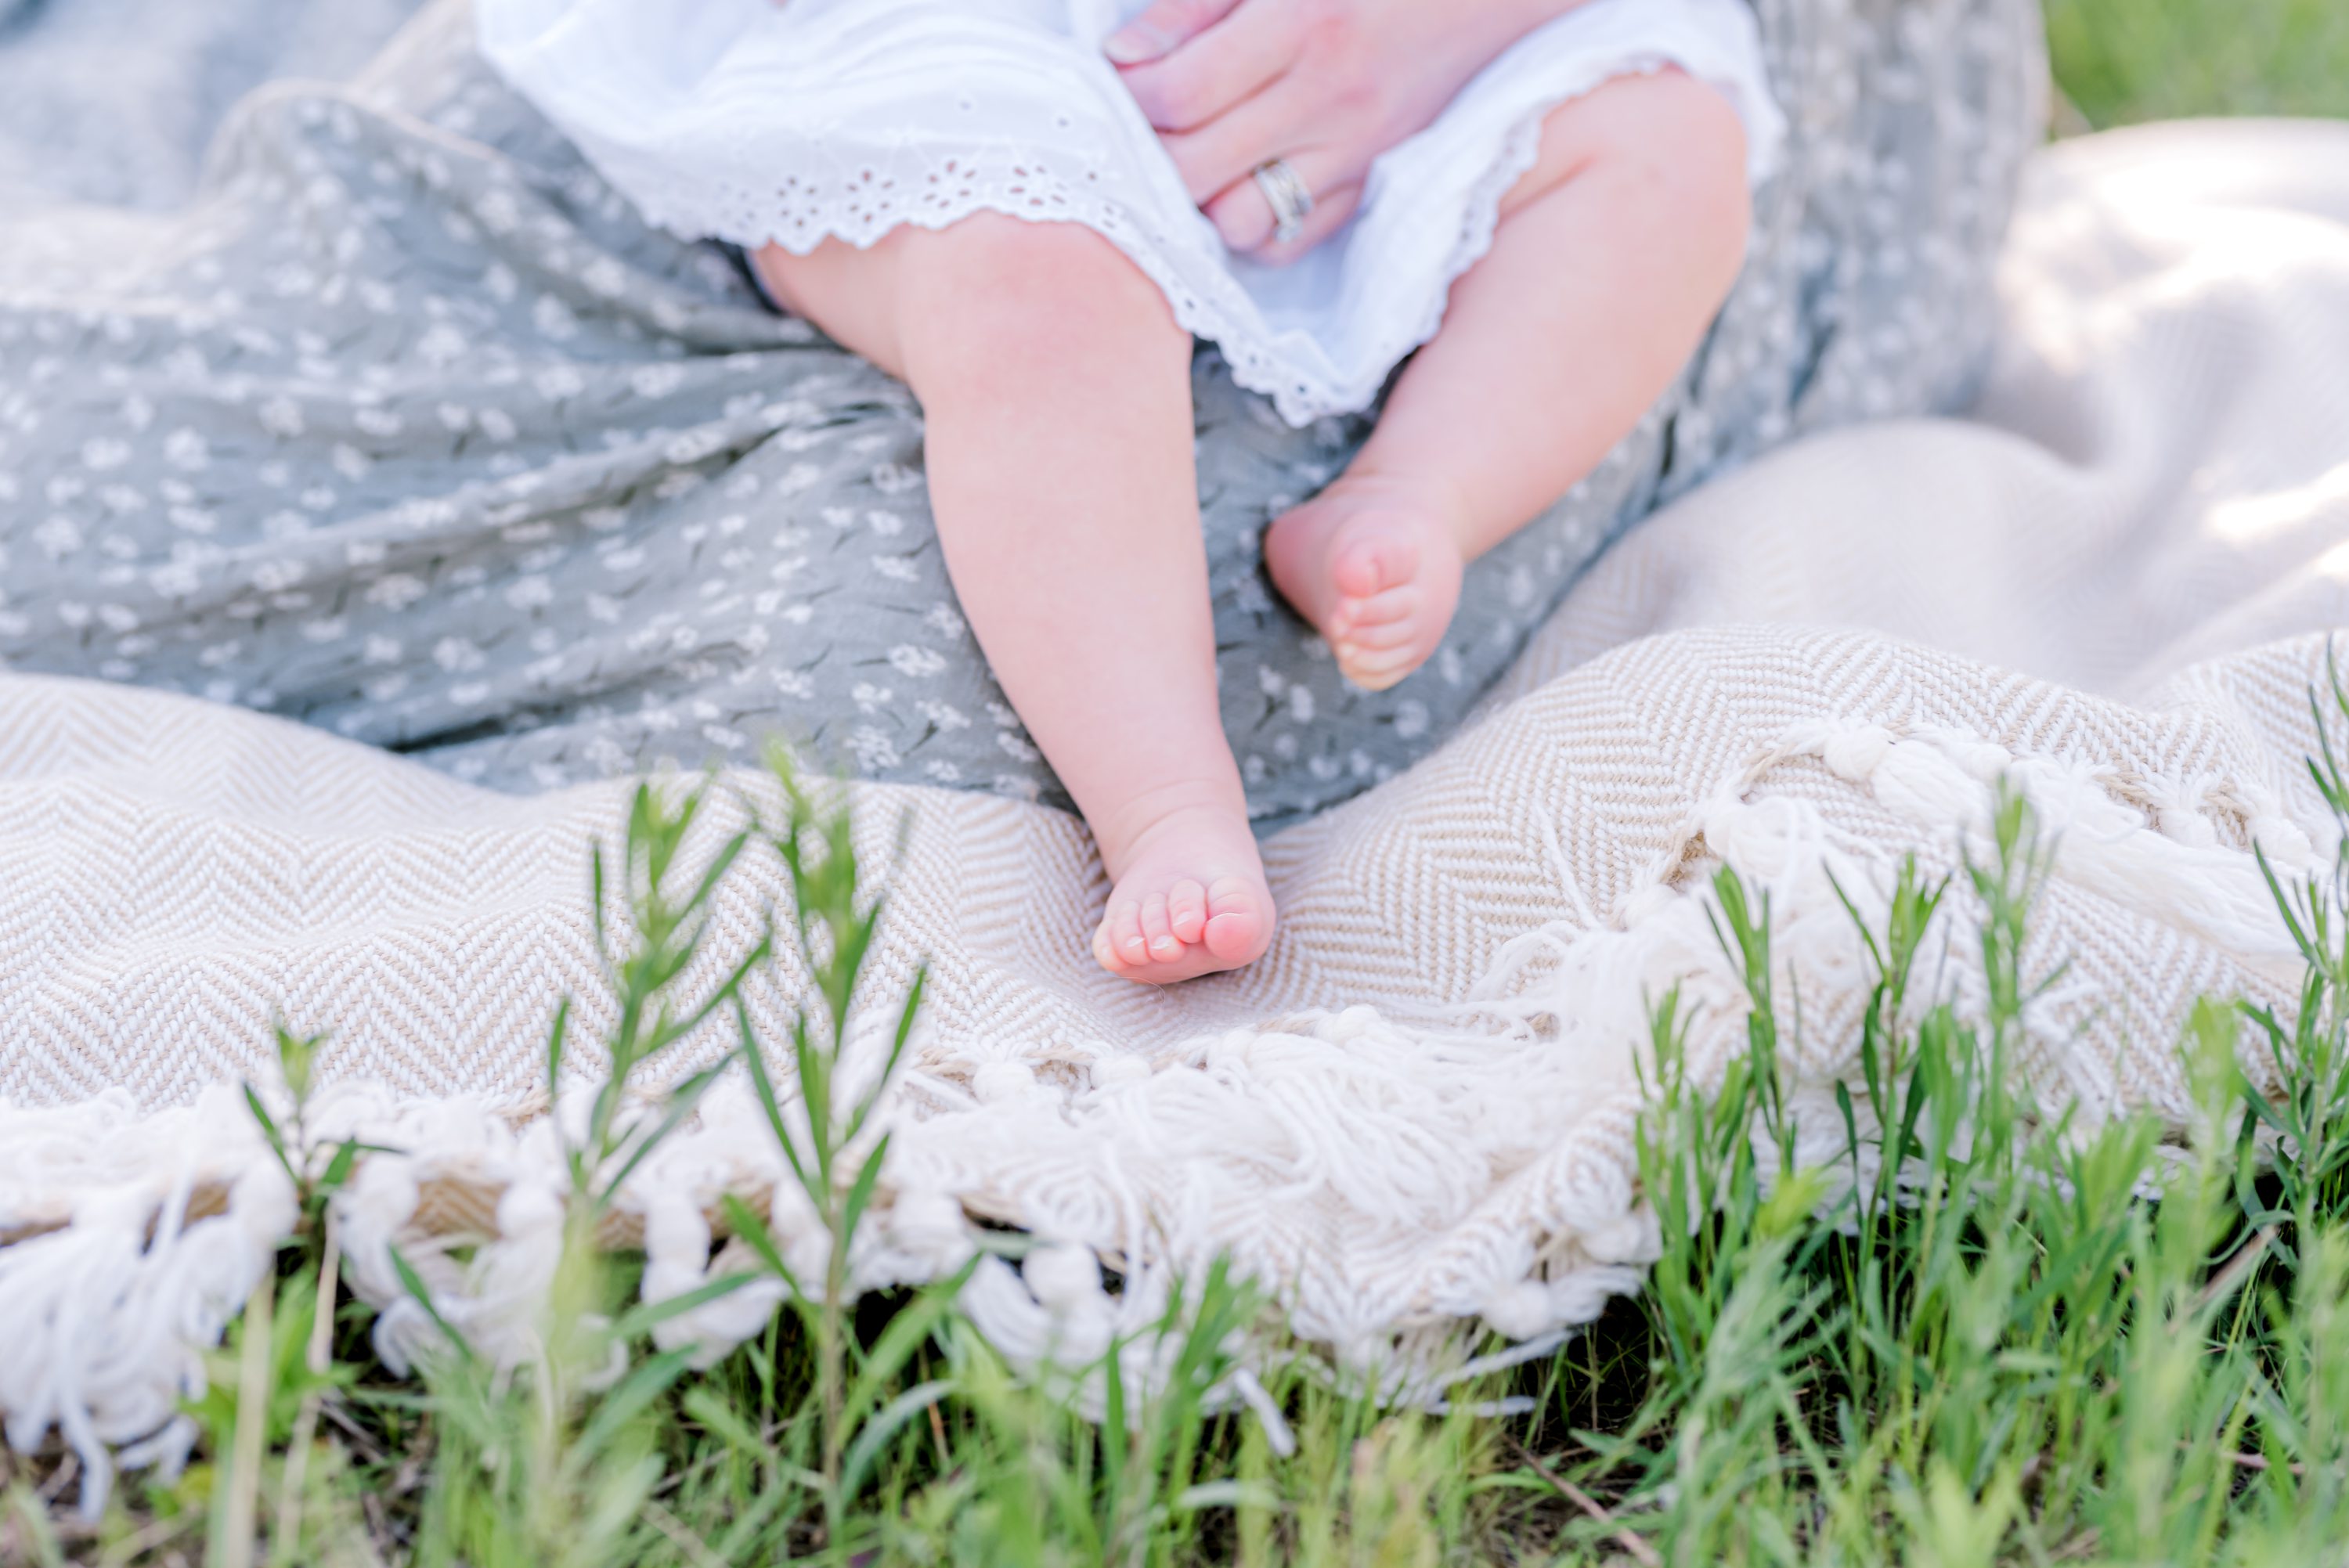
[1103,0,1244,66]
[1192,146,1348,251]
[1220,178,1362,264]
[1117,0,1303,132]
[1157,73,1319,206]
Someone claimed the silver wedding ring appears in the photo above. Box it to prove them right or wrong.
[1251,157,1315,244]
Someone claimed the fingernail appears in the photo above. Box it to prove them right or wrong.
[1103,25,1165,64]
[1151,936,1182,957]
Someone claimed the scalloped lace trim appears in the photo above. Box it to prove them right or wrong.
[636,141,1356,426]
[612,57,1777,427]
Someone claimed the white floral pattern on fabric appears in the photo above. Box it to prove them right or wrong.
[475,0,1784,427]
[0,0,420,209]
[0,0,2043,826]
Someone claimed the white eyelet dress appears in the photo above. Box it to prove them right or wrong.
[475,0,1784,427]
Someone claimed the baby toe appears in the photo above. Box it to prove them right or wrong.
[1338,585,1420,629]
[1141,893,1182,961]
[1201,876,1269,963]
[1203,910,1265,962]
[1342,615,1423,652]
[1340,646,1427,691]
[1107,899,1149,967]
[1168,879,1209,944]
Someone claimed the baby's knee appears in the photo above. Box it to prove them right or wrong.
[900,212,1182,359]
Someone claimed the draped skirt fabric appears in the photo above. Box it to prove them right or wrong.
[0,0,2044,827]
[474,0,1783,425]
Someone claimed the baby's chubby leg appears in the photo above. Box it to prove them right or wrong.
[756,218,1272,983]
[1265,70,1753,690]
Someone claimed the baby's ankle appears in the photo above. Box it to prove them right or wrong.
[1087,774,1254,880]
[1337,461,1474,532]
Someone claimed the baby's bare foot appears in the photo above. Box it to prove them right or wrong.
[1262,472,1466,691]
[1091,800,1273,985]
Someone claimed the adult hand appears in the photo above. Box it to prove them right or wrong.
[1106,0,1581,260]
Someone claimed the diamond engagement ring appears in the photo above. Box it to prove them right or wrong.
[1251,157,1315,244]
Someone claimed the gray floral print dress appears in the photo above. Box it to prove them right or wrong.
[0,0,2045,830]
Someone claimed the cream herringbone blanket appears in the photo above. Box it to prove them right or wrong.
[5,120,2349,1495]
